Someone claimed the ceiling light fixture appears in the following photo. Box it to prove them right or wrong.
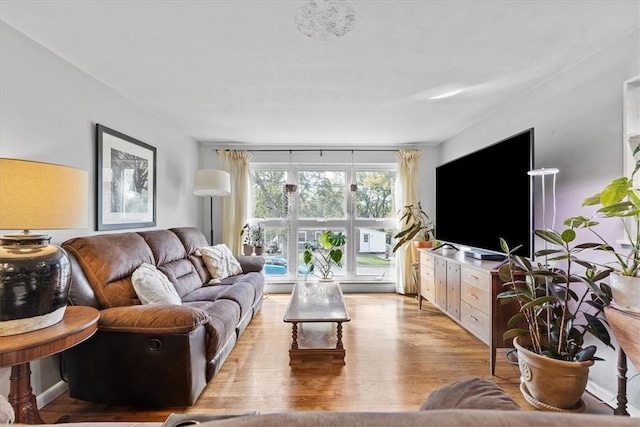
[428,89,464,100]
[295,0,356,41]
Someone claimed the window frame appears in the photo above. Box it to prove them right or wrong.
[249,162,397,285]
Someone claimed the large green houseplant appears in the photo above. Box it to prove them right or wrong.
[392,202,435,253]
[497,230,613,410]
[565,142,640,312]
[303,230,347,280]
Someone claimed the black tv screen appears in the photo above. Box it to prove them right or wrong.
[435,128,534,259]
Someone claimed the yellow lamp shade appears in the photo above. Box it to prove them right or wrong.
[0,158,88,230]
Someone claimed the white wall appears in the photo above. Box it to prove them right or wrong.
[440,29,640,415]
[0,21,202,403]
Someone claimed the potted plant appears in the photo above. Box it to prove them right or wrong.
[240,223,255,256]
[302,230,347,281]
[251,222,265,256]
[497,230,613,410]
[240,222,266,256]
[564,143,640,313]
[392,201,435,253]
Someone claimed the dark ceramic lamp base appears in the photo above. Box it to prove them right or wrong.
[0,234,71,336]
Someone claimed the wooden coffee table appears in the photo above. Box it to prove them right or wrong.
[283,281,350,365]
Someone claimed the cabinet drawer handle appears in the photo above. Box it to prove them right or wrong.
[468,294,478,299]
[468,315,478,322]
[469,274,479,280]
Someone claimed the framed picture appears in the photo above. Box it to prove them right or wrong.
[96,124,156,230]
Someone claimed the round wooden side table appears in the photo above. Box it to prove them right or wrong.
[0,305,99,424]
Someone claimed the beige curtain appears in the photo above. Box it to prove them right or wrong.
[395,149,421,295]
[218,150,252,255]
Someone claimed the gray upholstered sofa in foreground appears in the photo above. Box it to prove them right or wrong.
[8,379,636,426]
[59,227,265,407]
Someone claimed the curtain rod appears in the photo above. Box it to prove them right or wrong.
[216,149,400,154]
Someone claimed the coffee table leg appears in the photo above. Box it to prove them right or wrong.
[9,362,45,424]
[291,322,299,350]
[289,322,302,365]
[336,322,344,350]
[332,322,345,364]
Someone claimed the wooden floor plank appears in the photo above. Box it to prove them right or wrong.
[38,293,614,422]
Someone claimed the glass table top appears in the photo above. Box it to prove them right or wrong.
[283,281,350,323]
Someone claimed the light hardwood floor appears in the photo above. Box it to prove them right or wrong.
[39,293,614,423]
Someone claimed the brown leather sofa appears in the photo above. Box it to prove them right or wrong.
[59,227,265,407]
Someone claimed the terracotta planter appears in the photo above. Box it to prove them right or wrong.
[243,245,254,256]
[254,246,264,256]
[413,240,434,249]
[513,337,592,411]
[609,273,640,313]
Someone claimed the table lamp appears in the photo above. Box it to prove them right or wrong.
[193,169,231,244]
[0,158,88,336]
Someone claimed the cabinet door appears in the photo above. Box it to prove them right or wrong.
[420,264,435,303]
[435,258,447,309]
[446,262,461,320]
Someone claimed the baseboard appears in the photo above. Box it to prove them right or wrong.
[587,380,639,416]
[37,380,68,409]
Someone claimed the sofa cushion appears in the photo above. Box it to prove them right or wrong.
[159,258,204,298]
[219,272,265,306]
[62,232,155,308]
[138,229,188,266]
[419,378,521,411]
[171,226,211,255]
[199,244,243,283]
[132,263,182,305]
[186,300,241,360]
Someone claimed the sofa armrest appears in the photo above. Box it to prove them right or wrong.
[98,305,211,334]
[236,256,265,273]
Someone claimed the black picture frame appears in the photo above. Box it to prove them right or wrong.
[96,124,156,230]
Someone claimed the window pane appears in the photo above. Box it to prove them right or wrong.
[354,227,396,278]
[251,170,287,218]
[298,170,345,219]
[262,227,290,276]
[298,228,346,278]
[355,171,395,219]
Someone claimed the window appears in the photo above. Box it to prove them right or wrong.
[250,161,396,285]
[298,170,346,219]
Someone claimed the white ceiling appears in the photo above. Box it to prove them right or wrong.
[1,0,638,147]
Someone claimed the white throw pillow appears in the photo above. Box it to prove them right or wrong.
[199,244,243,282]
[132,263,182,305]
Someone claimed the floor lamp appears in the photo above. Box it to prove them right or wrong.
[193,169,231,245]
[527,167,559,234]
[527,167,559,342]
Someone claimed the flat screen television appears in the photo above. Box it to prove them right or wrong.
[435,128,534,260]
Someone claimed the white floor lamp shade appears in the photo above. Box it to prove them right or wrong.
[193,169,231,197]
[193,169,231,244]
